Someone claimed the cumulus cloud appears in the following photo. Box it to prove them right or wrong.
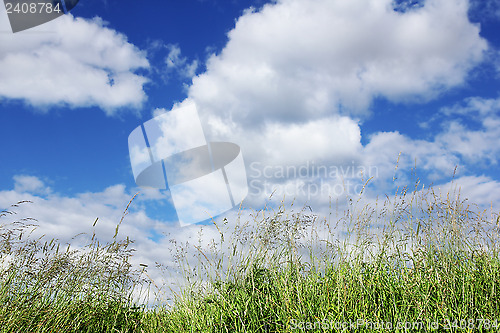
[190,0,486,129]
[13,175,52,195]
[0,7,149,113]
[363,131,461,183]
[203,114,362,167]
[176,0,489,208]
[2,180,143,242]
[438,175,500,208]
[436,97,500,164]
[360,95,500,196]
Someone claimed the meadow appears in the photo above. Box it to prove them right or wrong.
[1,177,499,332]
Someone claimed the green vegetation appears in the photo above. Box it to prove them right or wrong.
[1,180,500,332]
[0,199,145,332]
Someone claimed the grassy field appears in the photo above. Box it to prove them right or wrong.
[1,180,500,332]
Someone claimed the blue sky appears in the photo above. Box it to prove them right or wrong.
[1,0,500,301]
[0,0,267,193]
[0,0,274,222]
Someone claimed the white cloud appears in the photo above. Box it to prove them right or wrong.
[0,8,149,113]
[1,180,143,243]
[436,121,499,164]
[436,97,500,164]
[201,113,361,168]
[190,0,487,129]
[164,44,199,80]
[363,130,461,187]
[176,98,366,205]
[257,116,362,166]
[165,44,183,69]
[13,175,51,195]
[441,96,500,117]
[360,96,500,194]
[437,175,500,208]
[179,0,489,209]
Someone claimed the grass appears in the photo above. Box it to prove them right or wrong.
[0,199,145,332]
[1,178,500,332]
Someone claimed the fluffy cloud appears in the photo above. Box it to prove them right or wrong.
[180,0,489,208]
[363,131,461,183]
[13,175,52,195]
[360,95,500,197]
[190,0,487,129]
[438,175,500,208]
[235,115,364,206]
[1,181,144,242]
[209,115,362,168]
[436,97,500,164]
[0,7,149,113]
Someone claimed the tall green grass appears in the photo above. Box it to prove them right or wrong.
[0,199,146,332]
[1,179,500,332]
